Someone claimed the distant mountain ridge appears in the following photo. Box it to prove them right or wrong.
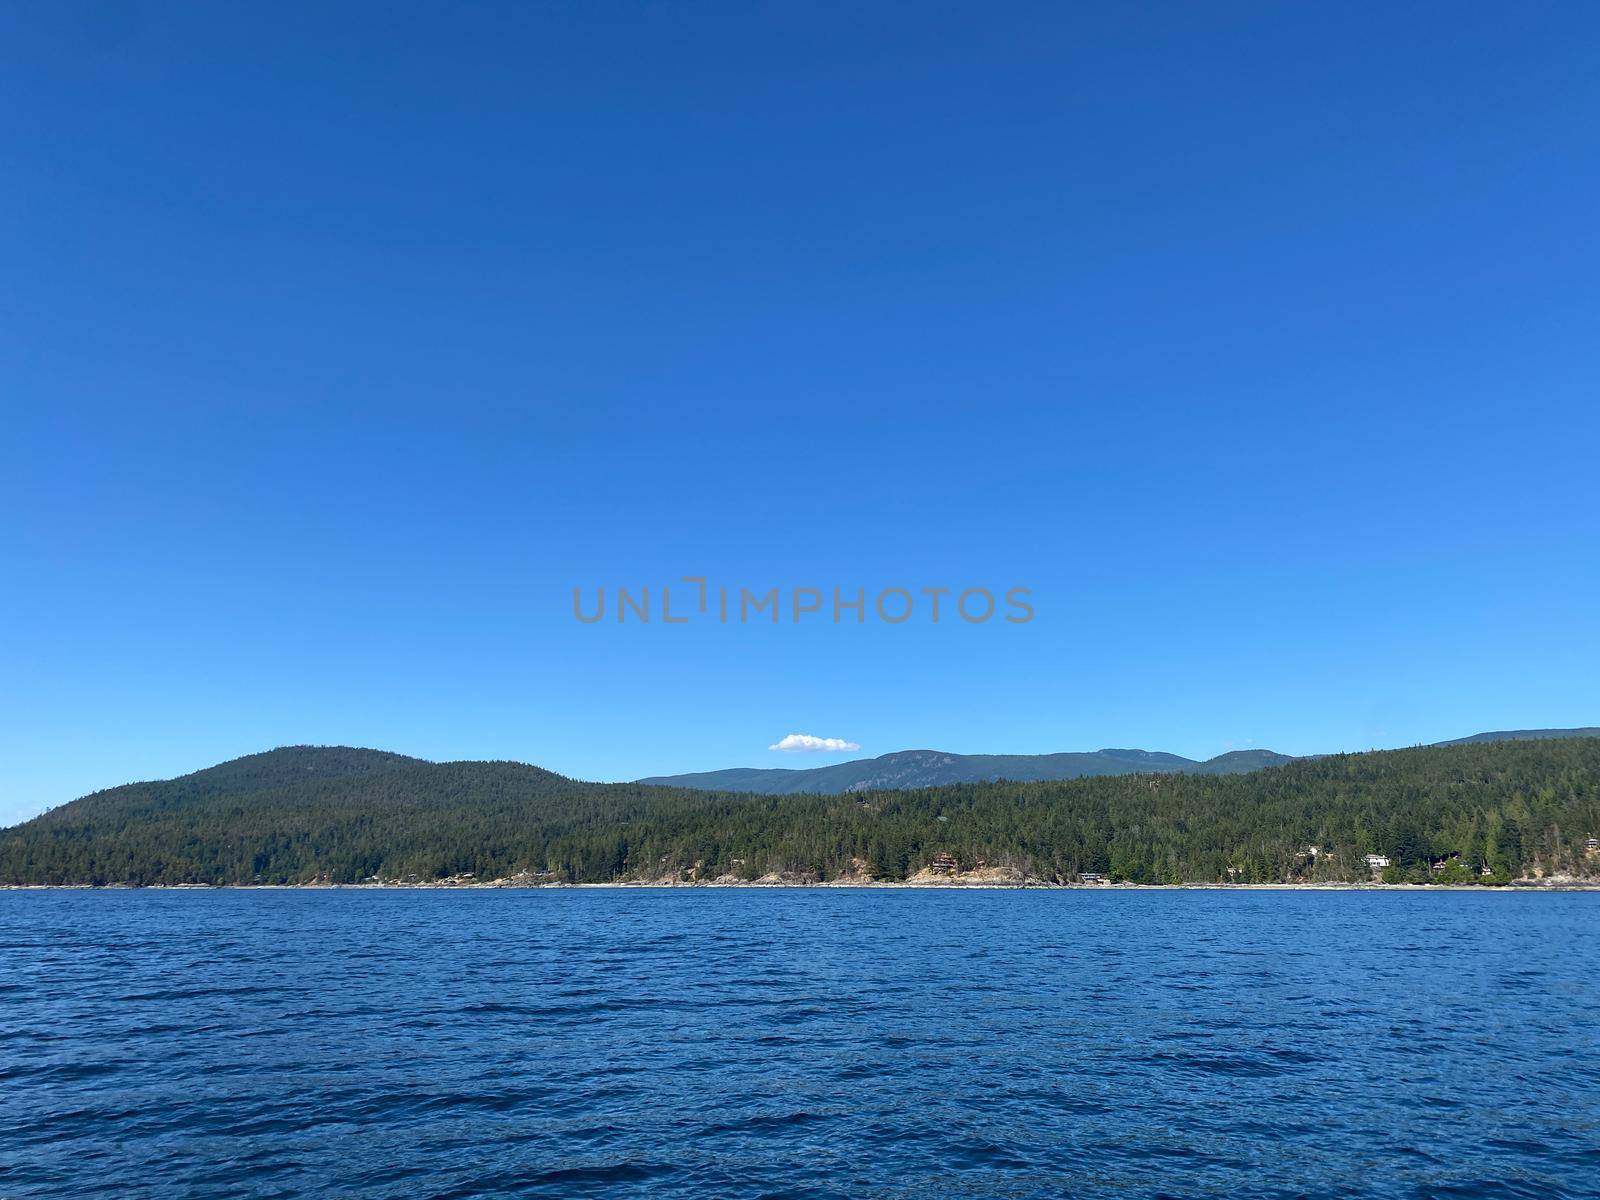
[635,729,1598,794]
[1437,727,1600,746]
[637,747,1293,794]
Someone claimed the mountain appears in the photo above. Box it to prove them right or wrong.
[1436,727,1600,746]
[637,746,1294,794]
[5,737,1599,887]
[635,728,1600,794]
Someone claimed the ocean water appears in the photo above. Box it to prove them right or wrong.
[2,890,1597,1199]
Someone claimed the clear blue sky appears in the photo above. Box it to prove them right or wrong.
[4,2,1598,825]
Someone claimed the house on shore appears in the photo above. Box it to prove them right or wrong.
[1362,854,1391,869]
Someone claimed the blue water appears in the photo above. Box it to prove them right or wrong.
[3,890,1597,1199]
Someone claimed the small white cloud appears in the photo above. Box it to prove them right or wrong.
[769,733,861,753]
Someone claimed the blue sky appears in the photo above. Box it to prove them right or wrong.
[4,2,1599,824]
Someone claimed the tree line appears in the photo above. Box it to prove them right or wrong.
[2,738,1598,886]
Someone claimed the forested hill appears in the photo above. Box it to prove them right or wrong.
[3,739,1599,887]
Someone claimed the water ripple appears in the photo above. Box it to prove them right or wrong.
[2,889,1598,1198]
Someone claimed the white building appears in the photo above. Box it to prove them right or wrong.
[1363,854,1391,869]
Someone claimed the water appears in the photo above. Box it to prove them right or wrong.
[2,890,1596,1199]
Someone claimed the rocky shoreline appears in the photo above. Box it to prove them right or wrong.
[6,878,1600,891]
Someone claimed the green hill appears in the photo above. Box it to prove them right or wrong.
[3,738,1598,886]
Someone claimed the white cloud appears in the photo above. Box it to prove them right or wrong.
[768,733,861,753]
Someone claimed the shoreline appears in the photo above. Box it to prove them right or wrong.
[5,880,1599,892]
